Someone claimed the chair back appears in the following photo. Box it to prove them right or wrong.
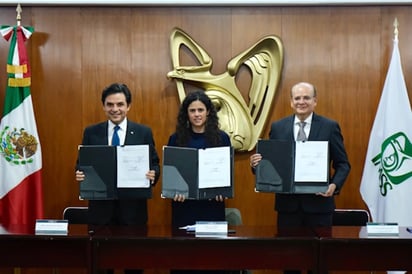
[63,206,89,224]
[225,207,243,225]
[332,209,370,226]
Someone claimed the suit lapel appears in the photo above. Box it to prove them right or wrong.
[124,121,137,145]
[308,113,321,141]
[286,116,295,141]
[97,122,109,145]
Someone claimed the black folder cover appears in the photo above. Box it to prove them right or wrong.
[78,145,152,200]
[162,146,234,200]
[255,140,328,194]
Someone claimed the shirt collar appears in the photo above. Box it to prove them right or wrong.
[294,113,313,125]
[108,118,127,131]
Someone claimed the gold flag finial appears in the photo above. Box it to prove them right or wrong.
[16,3,22,26]
[393,17,399,41]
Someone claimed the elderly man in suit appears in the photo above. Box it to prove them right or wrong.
[250,82,351,227]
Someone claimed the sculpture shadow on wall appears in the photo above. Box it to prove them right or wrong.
[167,27,284,152]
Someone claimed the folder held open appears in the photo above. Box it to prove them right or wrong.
[162,146,234,200]
[255,140,329,194]
[78,145,152,200]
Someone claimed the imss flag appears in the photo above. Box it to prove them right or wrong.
[360,36,412,226]
[0,24,43,227]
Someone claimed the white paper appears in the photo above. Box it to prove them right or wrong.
[294,141,328,182]
[198,146,231,188]
[179,224,196,231]
[116,145,150,188]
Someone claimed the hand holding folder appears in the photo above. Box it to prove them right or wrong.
[255,139,329,194]
[162,146,234,200]
[78,145,152,200]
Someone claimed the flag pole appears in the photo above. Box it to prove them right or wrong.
[16,3,22,26]
[393,17,398,42]
[13,7,22,273]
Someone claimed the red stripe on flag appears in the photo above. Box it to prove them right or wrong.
[16,26,31,78]
[0,170,44,228]
[2,29,13,41]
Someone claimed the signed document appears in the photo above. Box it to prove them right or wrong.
[294,141,328,182]
[198,146,231,189]
[117,145,150,188]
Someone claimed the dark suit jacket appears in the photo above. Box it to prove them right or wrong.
[269,113,350,214]
[80,120,160,225]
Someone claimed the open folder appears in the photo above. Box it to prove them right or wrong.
[78,145,152,200]
[255,139,329,194]
[162,146,234,200]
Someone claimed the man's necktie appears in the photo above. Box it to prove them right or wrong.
[297,121,307,142]
[112,125,120,146]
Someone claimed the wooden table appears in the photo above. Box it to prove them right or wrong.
[92,225,319,271]
[317,226,412,272]
[0,224,92,270]
[6,224,411,273]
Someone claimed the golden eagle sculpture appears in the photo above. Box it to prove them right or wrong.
[167,27,284,152]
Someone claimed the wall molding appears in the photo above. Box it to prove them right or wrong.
[1,0,412,6]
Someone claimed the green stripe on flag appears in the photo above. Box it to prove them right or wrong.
[2,86,31,116]
[1,25,34,117]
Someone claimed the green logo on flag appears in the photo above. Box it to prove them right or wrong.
[0,126,38,165]
[372,132,412,196]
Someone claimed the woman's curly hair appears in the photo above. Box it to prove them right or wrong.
[175,90,222,147]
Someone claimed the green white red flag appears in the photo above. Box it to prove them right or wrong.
[0,24,43,228]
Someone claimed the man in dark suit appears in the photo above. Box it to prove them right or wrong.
[75,83,160,226]
[250,81,351,227]
[75,83,160,274]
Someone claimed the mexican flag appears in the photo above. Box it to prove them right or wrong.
[0,24,43,228]
[360,36,412,227]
